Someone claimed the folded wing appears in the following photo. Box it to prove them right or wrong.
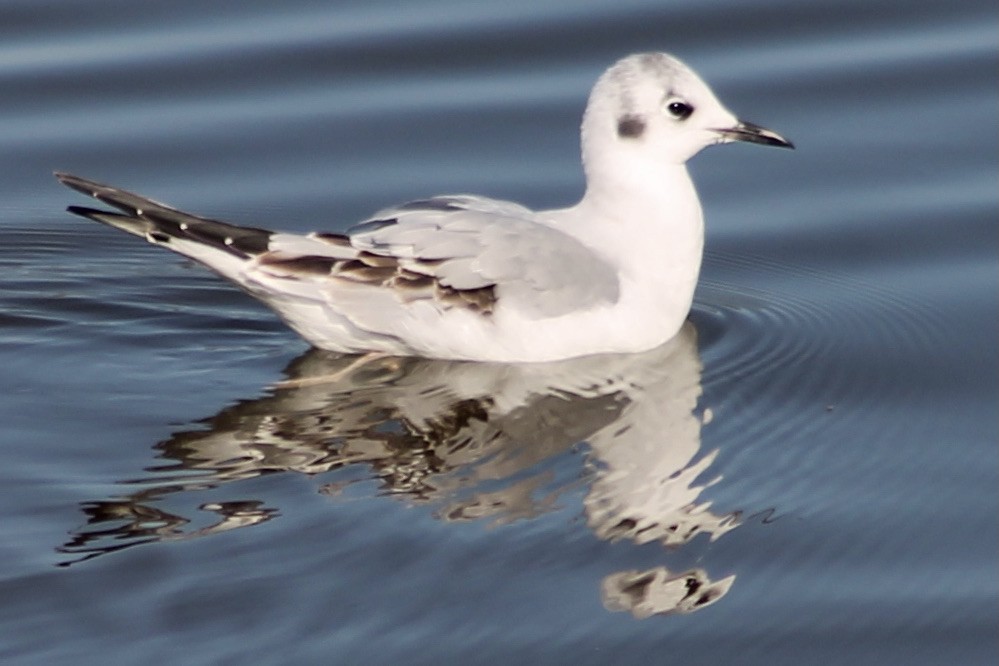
[58,173,620,355]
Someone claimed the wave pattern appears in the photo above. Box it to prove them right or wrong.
[0,0,994,664]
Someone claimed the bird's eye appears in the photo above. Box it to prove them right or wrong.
[666,100,694,120]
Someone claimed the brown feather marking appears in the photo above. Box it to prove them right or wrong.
[314,233,352,247]
[270,251,497,315]
[390,272,435,303]
[393,271,435,290]
[435,283,496,314]
[459,286,497,314]
[356,251,400,268]
[335,262,398,284]
[258,254,337,276]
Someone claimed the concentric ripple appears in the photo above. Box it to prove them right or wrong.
[691,248,956,471]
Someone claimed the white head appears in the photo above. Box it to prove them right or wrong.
[580,53,792,190]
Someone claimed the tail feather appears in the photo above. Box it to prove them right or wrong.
[55,172,273,259]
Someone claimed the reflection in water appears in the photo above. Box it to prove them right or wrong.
[60,500,277,562]
[603,567,735,619]
[59,323,739,616]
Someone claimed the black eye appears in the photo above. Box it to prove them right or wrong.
[667,101,694,120]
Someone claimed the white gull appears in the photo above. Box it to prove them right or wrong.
[57,52,792,362]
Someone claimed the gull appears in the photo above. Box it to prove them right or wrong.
[56,52,792,362]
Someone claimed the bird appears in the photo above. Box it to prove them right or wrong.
[56,52,792,363]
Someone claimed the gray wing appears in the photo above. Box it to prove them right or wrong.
[56,173,618,342]
[262,195,619,320]
[57,174,618,351]
[335,195,620,318]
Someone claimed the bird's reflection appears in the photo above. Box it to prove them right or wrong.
[59,323,739,617]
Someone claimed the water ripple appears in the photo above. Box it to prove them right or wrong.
[692,249,955,467]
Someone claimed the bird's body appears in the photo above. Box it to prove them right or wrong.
[58,52,791,362]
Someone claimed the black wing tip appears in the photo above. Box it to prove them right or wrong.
[65,205,150,239]
[56,171,162,218]
[65,204,98,218]
[54,171,115,200]
[64,204,135,223]
[57,171,274,258]
[65,204,130,220]
[54,170,88,185]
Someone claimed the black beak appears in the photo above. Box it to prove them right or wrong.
[717,120,794,149]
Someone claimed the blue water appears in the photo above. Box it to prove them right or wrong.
[1,1,996,664]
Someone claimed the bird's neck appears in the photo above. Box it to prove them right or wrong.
[574,162,703,251]
[552,161,705,335]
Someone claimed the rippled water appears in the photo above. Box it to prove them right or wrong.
[1,1,996,664]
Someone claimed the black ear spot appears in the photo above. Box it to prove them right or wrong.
[617,115,646,139]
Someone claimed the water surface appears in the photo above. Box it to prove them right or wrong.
[0,1,996,664]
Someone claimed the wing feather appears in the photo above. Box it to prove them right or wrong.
[59,173,621,355]
[347,196,620,319]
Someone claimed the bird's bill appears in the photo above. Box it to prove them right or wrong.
[716,120,794,149]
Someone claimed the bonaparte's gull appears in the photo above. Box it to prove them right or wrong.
[57,52,792,362]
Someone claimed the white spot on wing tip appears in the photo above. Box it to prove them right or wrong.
[135,208,143,216]
[224,237,234,245]
[179,222,188,230]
